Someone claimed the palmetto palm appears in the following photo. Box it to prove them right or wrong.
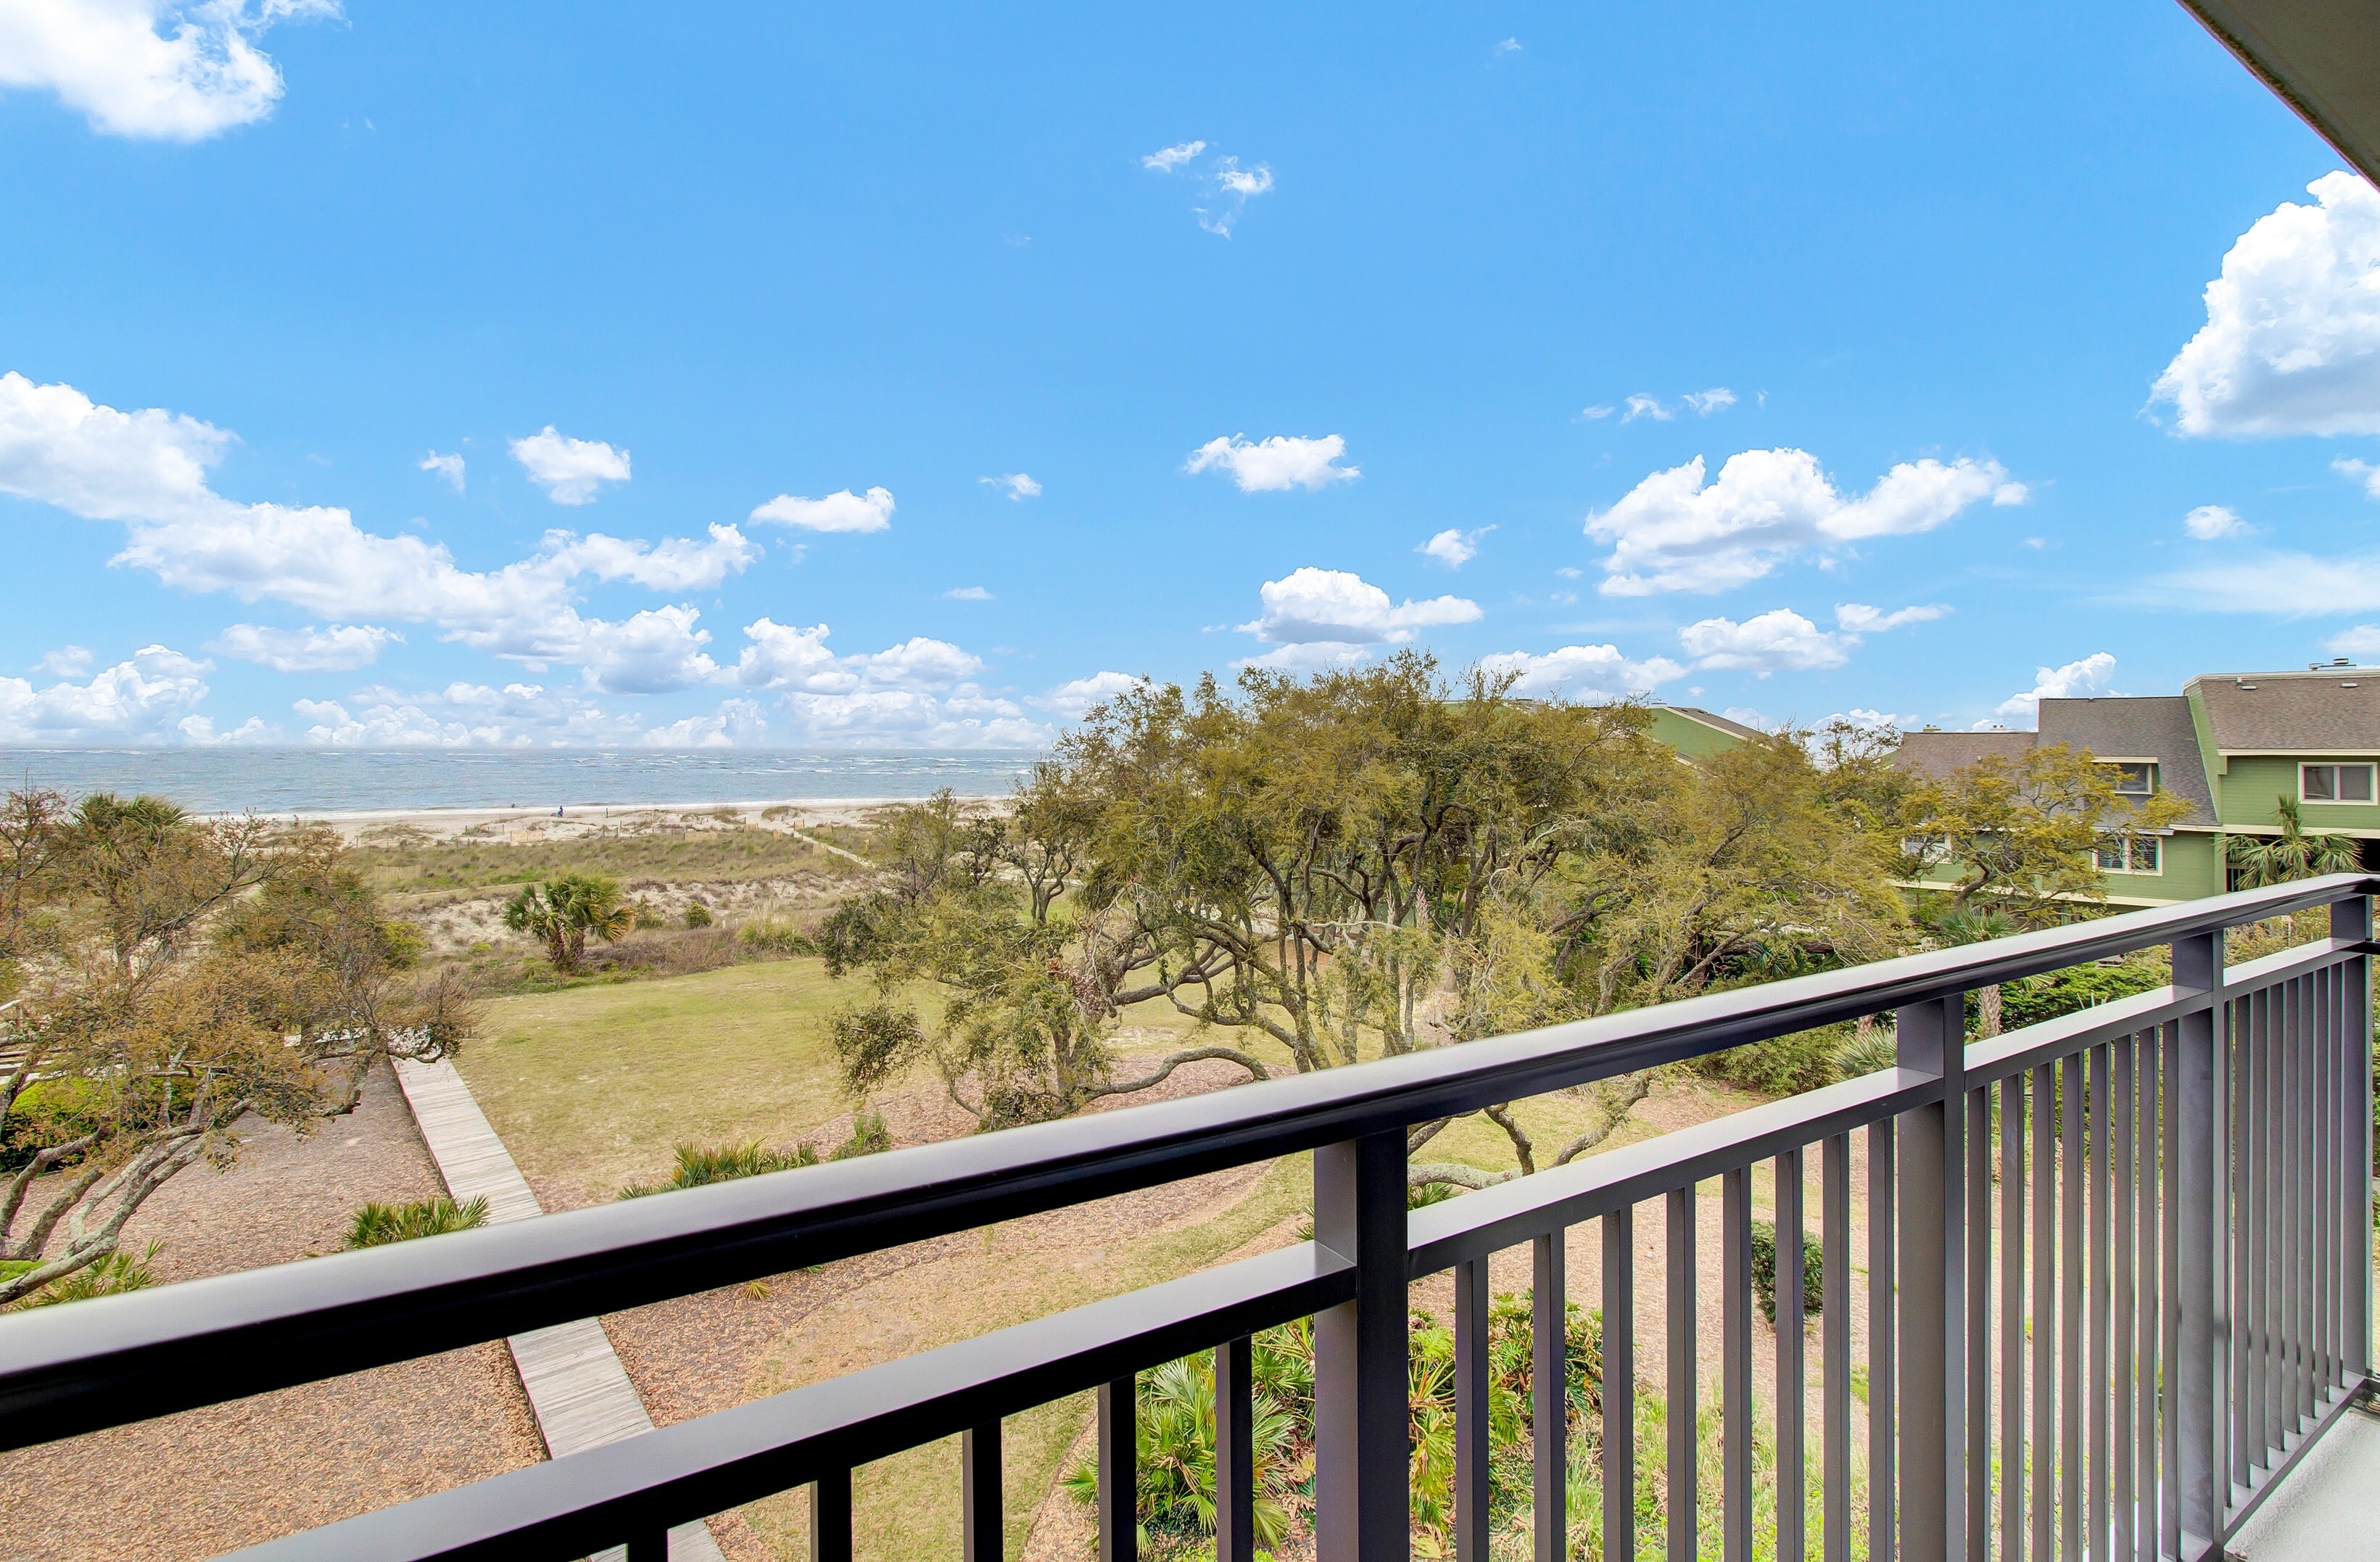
[502,872,635,970]
[2227,796,2361,888]
[1935,904,2017,1036]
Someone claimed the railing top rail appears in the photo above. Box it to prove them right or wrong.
[0,872,2370,1450]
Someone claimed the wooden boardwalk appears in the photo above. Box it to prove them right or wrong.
[391,1056,727,1562]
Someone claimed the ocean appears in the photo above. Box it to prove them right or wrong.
[0,748,1040,816]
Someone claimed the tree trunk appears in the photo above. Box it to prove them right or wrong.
[1980,983,2001,1038]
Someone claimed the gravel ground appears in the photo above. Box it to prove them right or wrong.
[0,1059,545,1561]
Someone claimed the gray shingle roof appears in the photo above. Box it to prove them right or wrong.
[2037,695,2215,826]
[1891,730,2036,780]
[2189,672,2380,752]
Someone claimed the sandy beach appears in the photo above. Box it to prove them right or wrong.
[293,796,1002,844]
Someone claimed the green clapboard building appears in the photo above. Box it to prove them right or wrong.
[1890,663,2380,906]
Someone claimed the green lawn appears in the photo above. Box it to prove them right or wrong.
[460,957,861,1206]
[463,952,1694,1209]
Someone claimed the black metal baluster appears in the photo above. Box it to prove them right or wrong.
[963,1419,1002,1562]
[1099,1376,1137,1562]
[811,1468,852,1562]
[1669,1184,1698,1562]
[1606,1206,1637,1562]
[1535,1228,1567,1561]
[1455,1265,1489,1562]
[1216,1337,1257,1562]
[1312,1132,1409,1562]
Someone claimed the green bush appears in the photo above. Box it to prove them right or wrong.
[1993,953,2168,1031]
[1832,1024,1898,1078]
[1751,1218,1824,1323]
[1067,1297,1600,1558]
[1695,1023,1850,1096]
[682,902,714,929]
[737,914,816,956]
[618,1140,819,1199]
[832,1109,892,1160]
[4,1241,163,1308]
[629,897,667,930]
[343,1195,492,1247]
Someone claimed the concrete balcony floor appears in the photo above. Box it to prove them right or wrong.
[2230,1399,2380,1561]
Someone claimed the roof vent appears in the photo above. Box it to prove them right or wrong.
[2338,657,2355,666]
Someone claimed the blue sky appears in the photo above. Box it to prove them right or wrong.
[4,1,2379,748]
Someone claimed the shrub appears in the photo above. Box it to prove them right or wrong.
[1067,1298,1600,1556]
[1751,1218,1824,1323]
[629,897,667,930]
[682,902,714,929]
[738,914,816,956]
[5,1241,163,1309]
[1832,1024,1898,1078]
[832,1109,892,1160]
[1695,1023,1849,1097]
[344,1195,492,1248]
[1993,951,2168,1031]
[617,1140,819,1199]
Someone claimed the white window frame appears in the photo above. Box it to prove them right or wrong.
[2100,759,2158,796]
[2094,833,2164,876]
[2299,761,2377,805]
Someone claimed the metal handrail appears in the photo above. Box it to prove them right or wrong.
[2,872,2364,1450]
[0,873,2371,1562]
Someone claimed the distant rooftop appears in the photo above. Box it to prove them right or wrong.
[2189,666,2380,752]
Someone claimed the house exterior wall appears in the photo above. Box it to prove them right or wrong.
[2213,753,2380,832]
[2100,829,2227,905]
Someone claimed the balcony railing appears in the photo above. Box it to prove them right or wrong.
[0,875,2371,1562]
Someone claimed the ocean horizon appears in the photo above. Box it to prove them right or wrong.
[0,748,1042,816]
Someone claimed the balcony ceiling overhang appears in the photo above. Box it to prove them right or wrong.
[2182,0,2380,181]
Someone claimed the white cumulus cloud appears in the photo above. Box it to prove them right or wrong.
[1418,526,1491,569]
[2154,173,2380,437]
[1142,139,1206,171]
[1197,155,1273,236]
[1477,644,1686,701]
[0,644,212,743]
[1584,447,2021,595]
[2183,504,2249,540]
[1186,434,1358,492]
[1238,567,1481,647]
[1678,609,1851,676]
[36,645,92,677]
[638,698,768,749]
[510,426,630,505]
[1994,653,2116,724]
[2336,458,2380,499]
[749,486,896,533]
[0,0,336,141]
[1834,602,1948,633]
[210,621,397,672]
[0,371,759,684]
[1032,671,1144,719]
[731,619,1044,748]
[980,472,1041,500]
[419,450,464,492]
